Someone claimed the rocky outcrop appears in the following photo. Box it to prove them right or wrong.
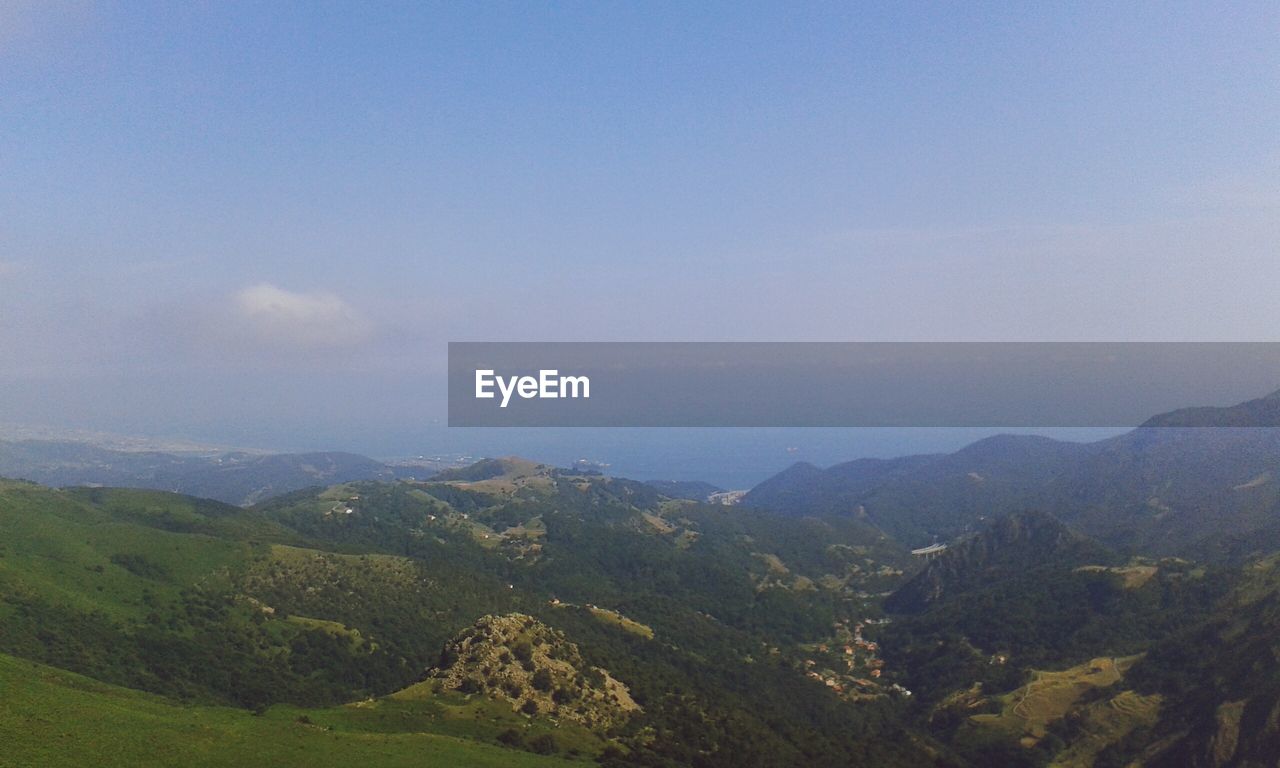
[427,613,639,729]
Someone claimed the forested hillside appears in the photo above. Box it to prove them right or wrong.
[0,464,928,767]
[744,392,1280,555]
[9,393,1280,766]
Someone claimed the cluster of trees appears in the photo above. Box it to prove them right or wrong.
[0,586,386,708]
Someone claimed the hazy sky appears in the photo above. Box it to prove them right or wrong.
[1,2,1277,470]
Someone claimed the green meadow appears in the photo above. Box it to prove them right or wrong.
[0,653,581,768]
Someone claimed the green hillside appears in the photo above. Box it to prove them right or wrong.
[743,392,1280,556]
[0,479,523,708]
[0,652,577,768]
[0,471,935,767]
[0,481,262,620]
[10,441,1280,767]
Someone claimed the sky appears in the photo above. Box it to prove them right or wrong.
[1,1,1277,482]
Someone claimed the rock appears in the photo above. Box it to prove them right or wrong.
[426,613,639,729]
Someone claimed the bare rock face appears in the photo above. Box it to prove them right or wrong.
[427,613,639,729]
[1207,700,1244,768]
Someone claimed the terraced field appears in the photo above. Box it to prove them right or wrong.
[1047,690,1161,768]
[970,656,1142,746]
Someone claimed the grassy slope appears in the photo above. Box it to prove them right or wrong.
[960,654,1160,765]
[1047,690,1161,768]
[0,482,260,619]
[970,656,1141,744]
[0,653,580,768]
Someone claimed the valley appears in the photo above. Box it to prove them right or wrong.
[7,392,1280,765]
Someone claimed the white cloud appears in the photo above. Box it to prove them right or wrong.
[230,283,373,348]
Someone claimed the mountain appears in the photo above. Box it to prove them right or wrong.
[877,511,1184,705]
[6,443,1280,766]
[428,457,518,482]
[1117,553,1280,767]
[743,455,940,518]
[875,512,1236,766]
[743,389,1280,555]
[884,510,1112,613]
[14,389,1280,766]
[0,469,933,767]
[0,439,399,505]
[1141,387,1280,427]
[741,437,1099,543]
[935,551,1280,768]
[0,441,730,509]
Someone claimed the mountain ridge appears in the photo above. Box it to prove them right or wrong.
[743,388,1280,555]
[884,510,1114,613]
[1141,387,1280,427]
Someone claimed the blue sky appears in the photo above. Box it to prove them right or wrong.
[0,2,1277,478]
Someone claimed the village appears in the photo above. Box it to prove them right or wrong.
[799,618,911,701]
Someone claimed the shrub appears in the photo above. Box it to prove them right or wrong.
[528,733,557,754]
[496,728,524,747]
